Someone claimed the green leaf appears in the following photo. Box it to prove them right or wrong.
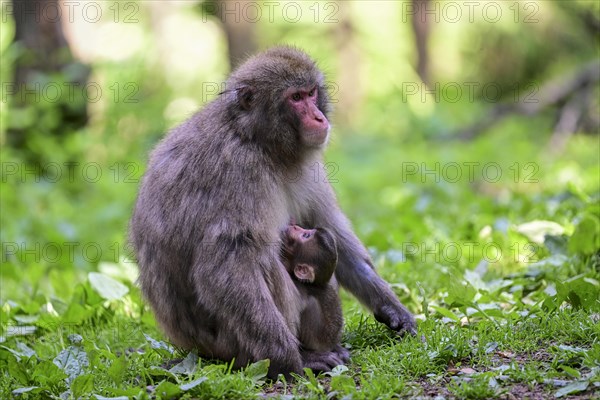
[484,342,498,354]
[98,260,138,283]
[12,387,42,395]
[325,365,349,377]
[430,305,461,322]
[154,380,182,398]
[108,356,127,385]
[555,380,589,397]
[446,280,477,307]
[148,366,177,380]
[464,269,487,291]
[144,333,174,356]
[302,367,324,393]
[88,272,129,300]
[180,377,208,391]
[556,275,600,310]
[569,214,600,255]
[13,315,39,324]
[32,360,68,387]
[53,344,89,384]
[169,352,198,375]
[62,303,93,324]
[101,387,144,397]
[330,374,355,393]
[71,374,94,398]
[516,220,564,244]
[559,365,581,378]
[7,354,29,385]
[243,359,269,383]
[1,342,36,360]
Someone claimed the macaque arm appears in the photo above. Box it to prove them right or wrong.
[335,240,415,334]
[309,180,416,335]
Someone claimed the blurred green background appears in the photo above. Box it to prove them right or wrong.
[1,0,598,310]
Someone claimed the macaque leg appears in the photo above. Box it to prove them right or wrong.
[190,246,304,379]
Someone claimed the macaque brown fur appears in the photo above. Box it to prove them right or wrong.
[280,225,347,364]
[130,46,415,379]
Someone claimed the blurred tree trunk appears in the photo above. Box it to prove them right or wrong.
[217,0,257,69]
[9,0,89,150]
[411,0,431,87]
[332,1,362,127]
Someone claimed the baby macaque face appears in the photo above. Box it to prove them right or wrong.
[282,225,338,286]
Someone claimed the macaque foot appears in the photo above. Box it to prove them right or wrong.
[301,349,347,373]
[374,304,417,336]
[332,344,351,363]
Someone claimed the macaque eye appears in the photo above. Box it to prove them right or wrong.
[308,88,316,97]
[291,93,302,102]
[302,232,312,239]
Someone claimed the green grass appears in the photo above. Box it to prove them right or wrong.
[1,130,599,399]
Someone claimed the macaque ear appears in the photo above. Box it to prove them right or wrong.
[237,86,254,110]
[294,263,315,283]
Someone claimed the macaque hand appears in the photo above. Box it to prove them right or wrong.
[374,303,417,336]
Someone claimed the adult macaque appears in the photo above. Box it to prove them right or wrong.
[130,46,415,379]
[280,225,349,369]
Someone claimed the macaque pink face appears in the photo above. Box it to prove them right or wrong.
[286,87,330,147]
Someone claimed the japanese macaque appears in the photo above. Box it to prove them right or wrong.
[130,46,415,379]
[280,225,349,368]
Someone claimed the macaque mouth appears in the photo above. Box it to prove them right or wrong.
[304,124,330,145]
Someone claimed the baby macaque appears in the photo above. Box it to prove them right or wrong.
[281,225,349,366]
